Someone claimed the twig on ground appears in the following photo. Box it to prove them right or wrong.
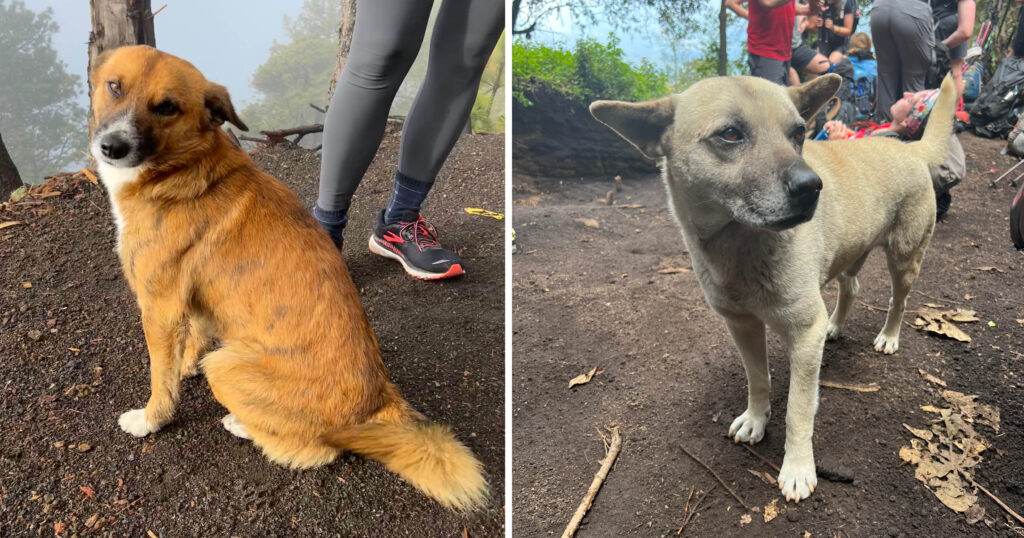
[742,444,781,473]
[679,444,750,511]
[913,289,960,305]
[309,103,327,114]
[969,476,1024,525]
[677,484,716,535]
[561,427,622,538]
[820,380,880,392]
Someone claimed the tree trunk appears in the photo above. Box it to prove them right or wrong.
[87,0,156,138]
[327,0,358,101]
[718,0,728,76]
[0,132,24,201]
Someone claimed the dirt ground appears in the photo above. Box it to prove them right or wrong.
[0,127,505,537]
[512,132,1024,537]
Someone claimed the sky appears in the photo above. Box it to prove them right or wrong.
[27,0,304,109]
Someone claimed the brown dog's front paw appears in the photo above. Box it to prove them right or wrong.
[118,409,159,437]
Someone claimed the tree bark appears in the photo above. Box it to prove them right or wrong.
[87,0,156,138]
[718,0,728,76]
[0,132,24,200]
[327,0,358,101]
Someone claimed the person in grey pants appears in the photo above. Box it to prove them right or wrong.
[314,0,503,280]
[870,0,935,121]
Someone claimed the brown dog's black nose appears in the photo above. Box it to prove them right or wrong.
[100,135,132,160]
[785,162,822,201]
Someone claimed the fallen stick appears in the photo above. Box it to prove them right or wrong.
[742,444,780,473]
[969,476,1024,525]
[561,427,622,538]
[677,484,716,535]
[820,380,880,392]
[679,444,750,511]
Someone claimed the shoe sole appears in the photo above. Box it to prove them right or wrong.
[368,235,465,280]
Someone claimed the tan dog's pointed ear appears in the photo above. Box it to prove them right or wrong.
[590,97,675,159]
[205,82,249,132]
[788,73,842,123]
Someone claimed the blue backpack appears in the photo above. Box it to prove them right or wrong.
[848,57,877,120]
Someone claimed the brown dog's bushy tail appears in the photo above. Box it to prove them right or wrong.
[913,74,958,168]
[322,389,487,511]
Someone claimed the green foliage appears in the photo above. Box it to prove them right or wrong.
[0,0,86,182]
[669,36,745,91]
[242,0,339,134]
[470,32,506,134]
[512,36,669,107]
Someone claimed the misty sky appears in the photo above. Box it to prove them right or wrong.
[28,0,305,109]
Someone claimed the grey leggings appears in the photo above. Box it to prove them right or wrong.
[316,0,504,213]
[870,0,934,121]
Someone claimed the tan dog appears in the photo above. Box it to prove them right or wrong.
[88,45,486,510]
[591,74,955,502]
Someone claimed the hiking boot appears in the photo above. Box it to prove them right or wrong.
[368,210,465,280]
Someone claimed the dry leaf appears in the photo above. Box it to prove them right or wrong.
[763,498,781,523]
[932,474,977,513]
[81,168,99,185]
[899,446,923,465]
[657,267,689,274]
[920,405,950,414]
[21,281,32,289]
[739,513,752,526]
[84,513,100,528]
[914,307,972,342]
[946,309,979,323]
[77,443,92,452]
[904,423,934,441]
[574,218,600,229]
[918,369,947,387]
[820,380,879,392]
[0,221,22,230]
[748,469,776,486]
[965,503,985,524]
[568,367,598,388]
[80,485,95,498]
[940,390,1000,433]
[1017,319,1024,326]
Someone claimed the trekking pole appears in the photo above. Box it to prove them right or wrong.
[990,157,1024,187]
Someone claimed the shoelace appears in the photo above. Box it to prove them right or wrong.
[400,216,441,251]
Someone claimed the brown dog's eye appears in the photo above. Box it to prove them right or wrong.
[153,100,180,117]
[107,81,122,98]
[717,127,744,143]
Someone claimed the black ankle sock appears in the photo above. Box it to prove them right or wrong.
[313,205,348,249]
[383,170,432,225]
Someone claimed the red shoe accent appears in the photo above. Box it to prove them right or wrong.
[383,231,404,243]
[419,263,464,280]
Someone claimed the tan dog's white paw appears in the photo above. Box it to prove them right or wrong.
[777,455,817,502]
[825,323,841,341]
[873,332,899,354]
[221,414,251,439]
[118,409,158,437]
[728,409,769,444]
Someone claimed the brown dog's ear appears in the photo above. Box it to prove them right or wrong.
[788,73,842,123]
[589,97,675,159]
[204,82,249,132]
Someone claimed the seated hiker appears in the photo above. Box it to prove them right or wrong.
[822,89,964,219]
[789,10,832,85]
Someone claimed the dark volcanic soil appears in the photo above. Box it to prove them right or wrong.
[0,127,505,537]
[512,132,1024,537]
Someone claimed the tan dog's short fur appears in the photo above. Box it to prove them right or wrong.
[591,74,955,502]
[89,46,486,510]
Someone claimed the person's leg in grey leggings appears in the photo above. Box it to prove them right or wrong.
[871,0,933,121]
[391,1,504,222]
[315,1,433,245]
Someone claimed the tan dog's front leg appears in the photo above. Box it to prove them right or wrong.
[723,313,771,444]
[777,303,828,502]
[119,308,185,437]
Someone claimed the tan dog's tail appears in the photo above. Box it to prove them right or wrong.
[322,389,487,511]
[912,74,957,168]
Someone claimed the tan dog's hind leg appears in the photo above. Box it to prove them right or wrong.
[724,314,771,444]
[826,253,869,341]
[202,346,340,469]
[119,307,187,437]
[777,301,827,502]
[874,240,930,354]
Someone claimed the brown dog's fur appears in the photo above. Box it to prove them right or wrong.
[89,46,486,510]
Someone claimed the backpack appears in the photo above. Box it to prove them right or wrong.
[970,56,1024,138]
[848,56,877,121]
[963,61,986,102]
[809,59,857,137]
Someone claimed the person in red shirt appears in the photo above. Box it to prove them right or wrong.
[727,0,806,86]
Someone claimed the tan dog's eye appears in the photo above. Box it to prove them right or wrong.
[107,81,122,98]
[153,100,180,117]
[717,127,744,143]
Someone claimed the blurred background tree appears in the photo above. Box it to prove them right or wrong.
[0,0,87,185]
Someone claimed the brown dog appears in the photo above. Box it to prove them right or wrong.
[88,45,486,510]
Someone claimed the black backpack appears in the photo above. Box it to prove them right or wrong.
[970,56,1024,138]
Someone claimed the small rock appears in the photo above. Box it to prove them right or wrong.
[54,441,65,449]
[77,443,92,452]
[786,511,800,523]
[27,330,42,341]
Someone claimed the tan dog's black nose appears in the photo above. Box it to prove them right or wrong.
[100,134,132,160]
[785,162,822,201]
